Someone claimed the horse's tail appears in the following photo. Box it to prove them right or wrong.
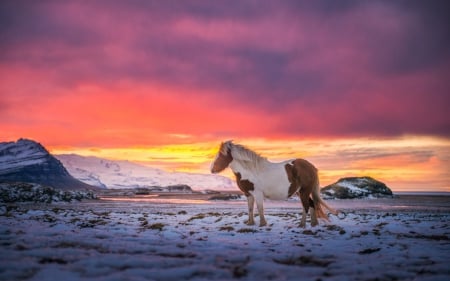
[312,178,337,221]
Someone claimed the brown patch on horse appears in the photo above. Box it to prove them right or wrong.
[234,172,254,196]
[291,158,333,221]
[289,159,319,213]
[211,143,233,173]
[284,163,299,197]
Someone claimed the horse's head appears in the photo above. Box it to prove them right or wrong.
[211,141,233,173]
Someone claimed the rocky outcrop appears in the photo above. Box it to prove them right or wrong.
[321,177,393,199]
[0,182,97,203]
[0,139,95,190]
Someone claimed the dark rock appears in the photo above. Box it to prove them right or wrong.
[165,184,193,193]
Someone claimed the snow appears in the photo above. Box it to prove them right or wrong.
[337,180,366,193]
[0,139,48,173]
[0,195,449,280]
[56,154,234,190]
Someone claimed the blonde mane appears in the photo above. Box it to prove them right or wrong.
[228,142,268,170]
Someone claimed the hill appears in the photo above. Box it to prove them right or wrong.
[56,154,234,190]
[0,139,95,190]
[321,177,393,199]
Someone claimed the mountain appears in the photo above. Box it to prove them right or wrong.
[321,176,393,199]
[0,139,95,190]
[56,154,234,190]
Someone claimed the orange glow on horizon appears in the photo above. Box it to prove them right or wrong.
[49,135,450,192]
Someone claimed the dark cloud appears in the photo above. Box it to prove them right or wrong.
[0,2,101,48]
[366,1,450,75]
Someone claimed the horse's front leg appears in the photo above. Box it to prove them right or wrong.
[246,195,255,225]
[254,191,267,227]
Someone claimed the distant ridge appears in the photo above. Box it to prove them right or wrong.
[56,154,234,190]
[0,139,96,190]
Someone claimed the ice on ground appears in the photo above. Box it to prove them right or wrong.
[0,196,449,281]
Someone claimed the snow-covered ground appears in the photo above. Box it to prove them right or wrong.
[1,195,449,281]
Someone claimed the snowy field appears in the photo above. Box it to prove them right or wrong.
[1,195,449,281]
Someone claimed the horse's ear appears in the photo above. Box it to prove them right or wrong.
[221,140,233,155]
[225,140,233,155]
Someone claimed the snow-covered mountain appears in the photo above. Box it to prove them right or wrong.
[56,154,234,191]
[0,139,95,190]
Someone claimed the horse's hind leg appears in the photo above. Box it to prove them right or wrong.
[298,191,309,227]
[310,205,318,227]
[305,196,318,226]
[246,195,255,225]
[300,210,307,227]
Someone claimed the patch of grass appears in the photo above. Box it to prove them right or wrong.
[188,213,206,222]
[70,218,81,223]
[237,228,258,233]
[140,219,148,226]
[15,244,28,251]
[302,229,317,235]
[79,219,108,228]
[157,252,196,258]
[219,226,235,232]
[274,255,333,267]
[358,248,381,255]
[156,211,176,216]
[326,224,346,235]
[39,257,68,265]
[147,223,165,231]
[52,241,109,253]
[42,214,57,223]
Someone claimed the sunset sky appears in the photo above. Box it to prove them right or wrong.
[1,1,449,191]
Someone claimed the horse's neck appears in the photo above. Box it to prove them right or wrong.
[229,156,269,176]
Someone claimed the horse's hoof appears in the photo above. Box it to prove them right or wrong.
[246,220,255,225]
[259,221,267,227]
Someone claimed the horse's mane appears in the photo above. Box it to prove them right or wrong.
[229,142,268,170]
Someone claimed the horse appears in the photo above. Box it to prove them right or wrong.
[210,140,337,227]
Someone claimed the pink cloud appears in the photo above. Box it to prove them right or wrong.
[1,0,449,145]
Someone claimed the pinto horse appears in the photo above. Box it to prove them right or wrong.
[211,141,336,227]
